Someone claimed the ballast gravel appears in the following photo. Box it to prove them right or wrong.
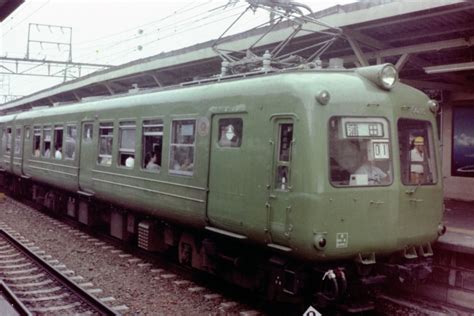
[0,198,257,315]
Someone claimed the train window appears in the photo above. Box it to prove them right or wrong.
[54,126,63,160]
[42,126,52,158]
[5,127,12,154]
[169,119,195,176]
[64,125,77,160]
[14,128,22,156]
[329,117,392,187]
[98,122,113,166]
[83,123,93,141]
[33,127,41,157]
[218,118,242,147]
[275,123,293,190]
[118,121,136,168]
[25,127,30,140]
[398,119,437,185]
[142,119,163,172]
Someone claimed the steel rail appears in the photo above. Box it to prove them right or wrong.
[0,229,117,315]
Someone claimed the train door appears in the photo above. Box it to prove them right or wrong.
[207,114,255,234]
[21,126,30,175]
[78,121,95,193]
[266,118,294,249]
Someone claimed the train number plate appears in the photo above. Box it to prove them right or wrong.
[336,233,349,248]
[372,142,389,159]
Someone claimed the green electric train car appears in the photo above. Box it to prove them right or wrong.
[0,64,445,307]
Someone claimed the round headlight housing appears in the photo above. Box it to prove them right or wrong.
[356,63,399,91]
[379,64,398,90]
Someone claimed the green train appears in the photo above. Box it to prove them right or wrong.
[0,63,445,308]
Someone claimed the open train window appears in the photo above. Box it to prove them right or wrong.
[54,125,63,160]
[42,126,52,158]
[329,117,392,187]
[142,119,163,172]
[169,119,195,176]
[33,127,41,157]
[98,122,113,166]
[14,128,22,156]
[64,125,77,160]
[398,119,437,185]
[118,121,136,168]
[218,118,242,148]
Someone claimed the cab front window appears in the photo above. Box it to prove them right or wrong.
[329,117,392,187]
[398,119,437,185]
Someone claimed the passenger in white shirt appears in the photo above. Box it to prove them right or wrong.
[55,147,62,160]
[410,136,425,183]
[125,156,135,168]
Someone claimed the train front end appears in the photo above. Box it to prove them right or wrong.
[289,64,445,304]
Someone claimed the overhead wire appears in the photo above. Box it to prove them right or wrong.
[74,0,213,49]
[72,1,225,63]
[82,3,249,65]
[2,0,52,37]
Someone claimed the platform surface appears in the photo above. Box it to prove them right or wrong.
[437,200,474,254]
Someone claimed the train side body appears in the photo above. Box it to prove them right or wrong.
[0,70,443,264]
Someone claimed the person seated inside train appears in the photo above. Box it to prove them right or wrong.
[354,154,387,185]
[145,152,160,171]
[180,157,193,171]
[55,147,62,160]
[125,156,135,168]
[44,147,51,158]
[34,148,41,157]
[99,156,112,166]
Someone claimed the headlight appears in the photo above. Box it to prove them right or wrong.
[379,64,398,90]
[356,63,399,90]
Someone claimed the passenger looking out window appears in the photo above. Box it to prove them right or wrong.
[170,119,195,176]
[142,119,163,172]
[98,122,113,166]
[119,121,136,168]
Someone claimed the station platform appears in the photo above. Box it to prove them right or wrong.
[438,199,474,254]
[412,199,474,312]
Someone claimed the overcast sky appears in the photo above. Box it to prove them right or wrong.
[0,0,356,99]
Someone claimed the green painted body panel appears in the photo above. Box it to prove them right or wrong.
[0,70,443,262]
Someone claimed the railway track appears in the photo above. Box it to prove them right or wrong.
[1,195,264,315]
[0,228,117,315]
